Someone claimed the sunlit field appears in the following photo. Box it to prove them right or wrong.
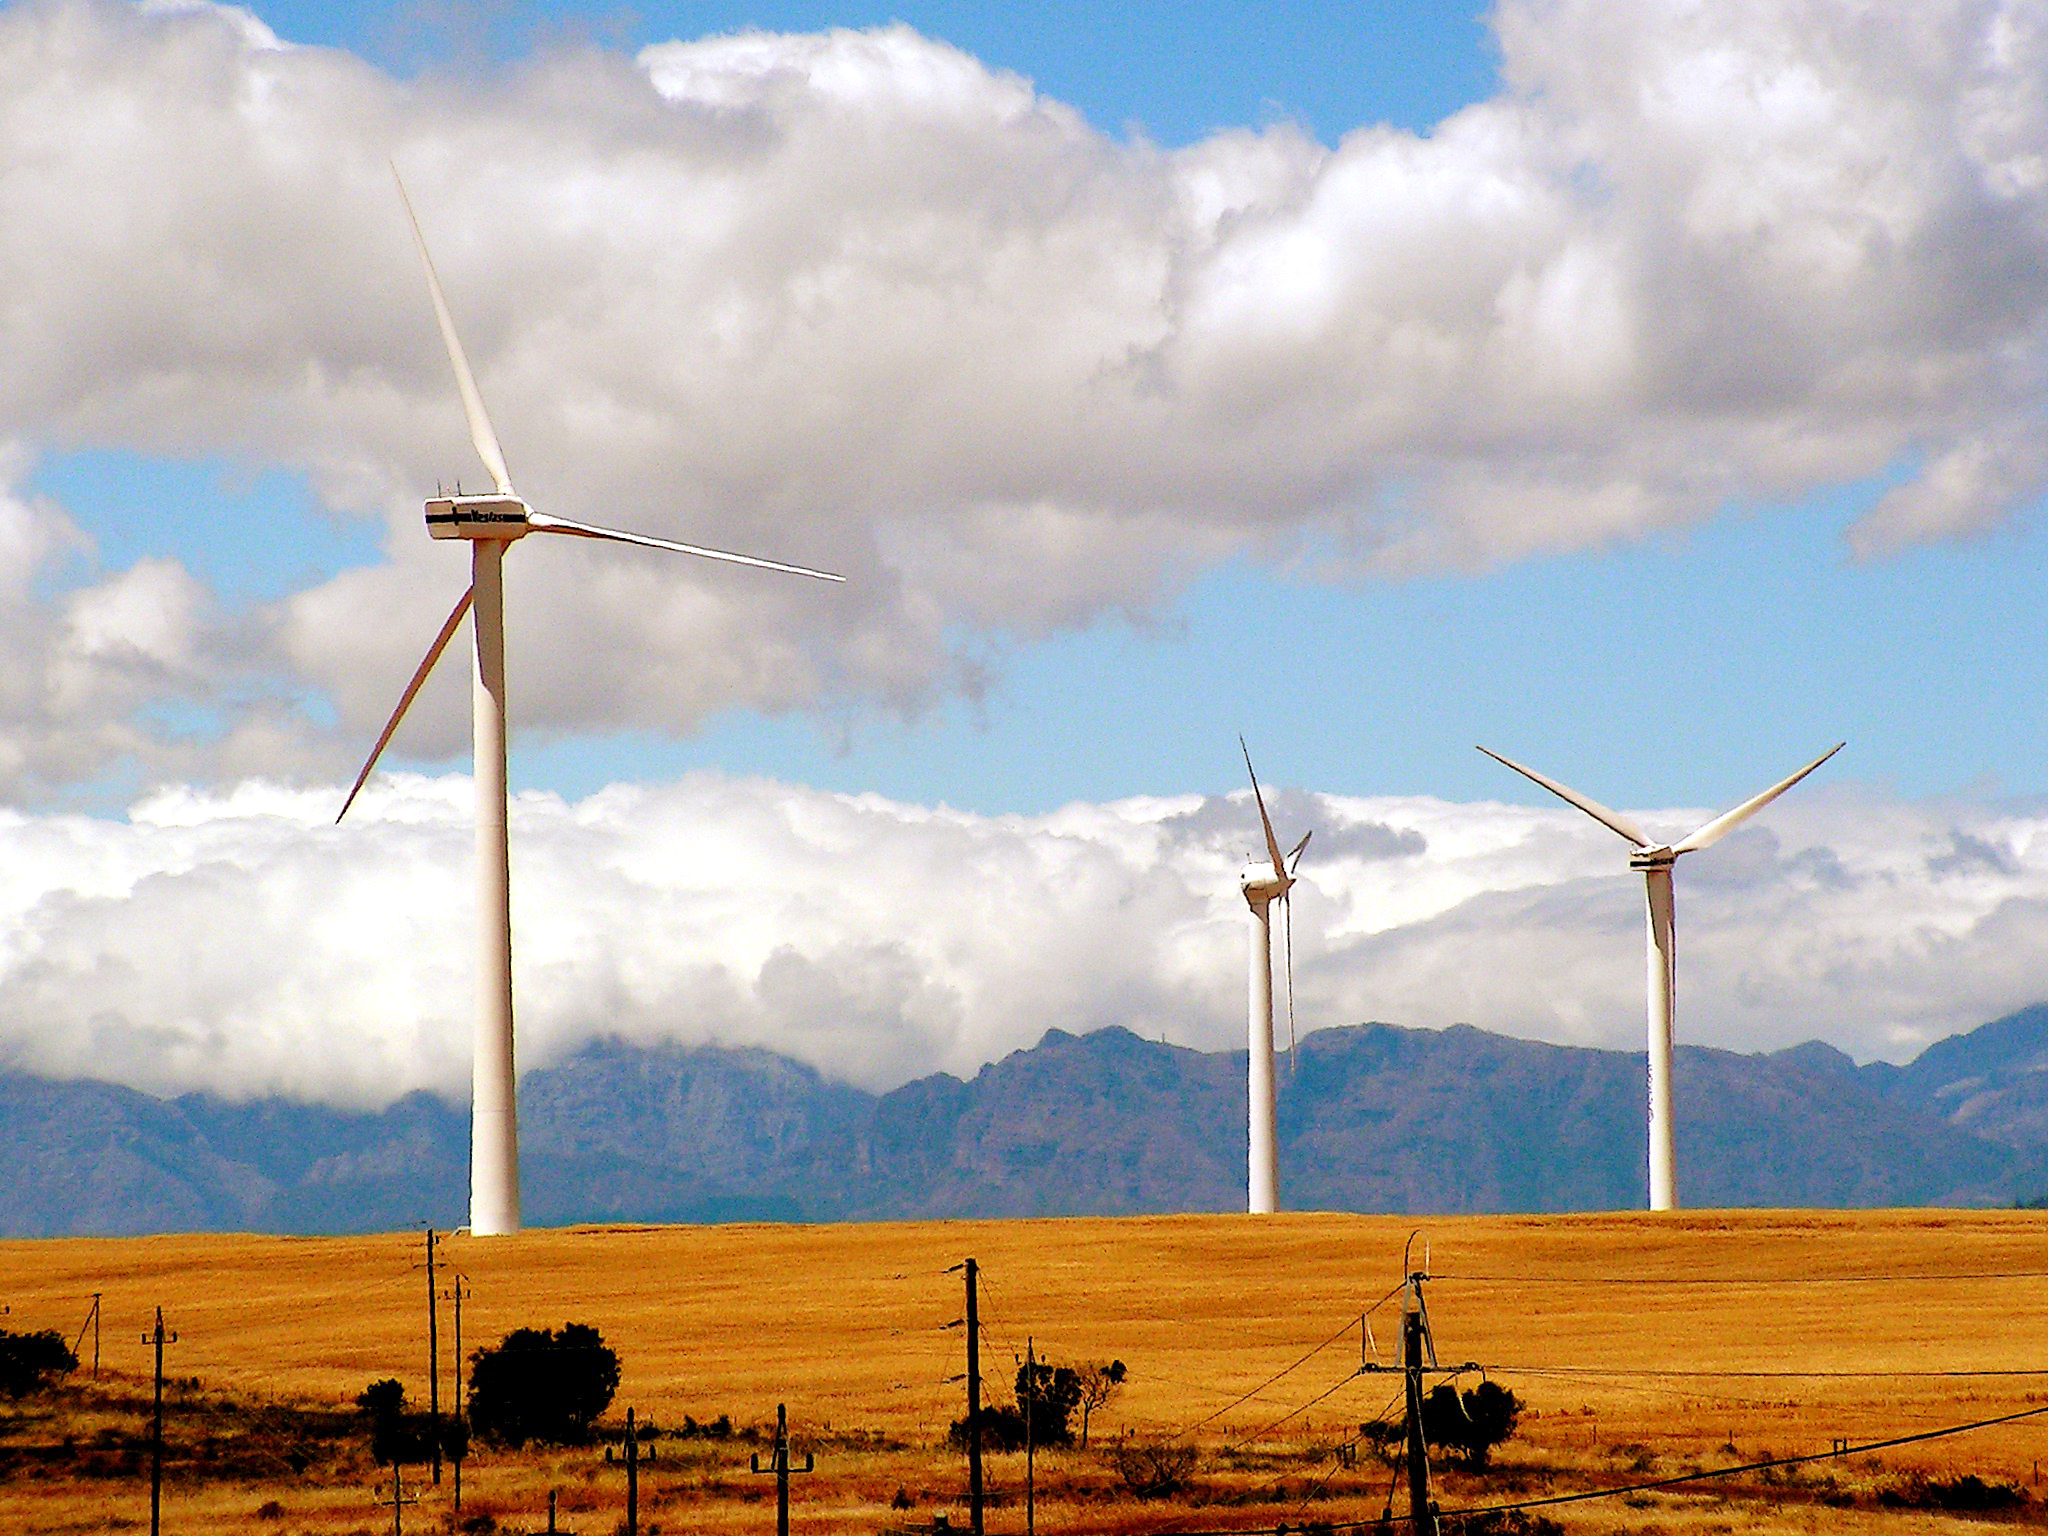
[3,1209,2046,1533]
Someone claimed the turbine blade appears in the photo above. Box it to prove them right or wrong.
[392,164,514,498]
[1239,736,1288,879]
[526,512,845,582]
[1671,742,1844,855]
[1476,746,1653,848]
[1287,829,1312,872]
[336,584,475,823]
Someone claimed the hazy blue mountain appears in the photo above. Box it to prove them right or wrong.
[2,1007,2046,1235]
[1870,1002,2048,1152]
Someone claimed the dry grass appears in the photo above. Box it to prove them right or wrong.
[1,1208,2046,1533]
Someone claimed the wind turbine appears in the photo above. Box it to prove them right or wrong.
[337,169,843,1237]
[1239,740,1311,1216]
[1476,742,1842,1213]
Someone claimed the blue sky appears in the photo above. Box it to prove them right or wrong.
[251,1,1501,145]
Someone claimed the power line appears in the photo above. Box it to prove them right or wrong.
[1224,1369,1368,1454]
[1434,1268,2048,1286]
[1175,1282,1405,1439]
[1472,1362,2048,1380]
[1105,1397,2048,1536]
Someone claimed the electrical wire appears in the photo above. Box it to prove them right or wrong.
[1224,1369,1367,1453]
[1472,1362,2048,1380]
[1094,1397,2048,1536]
[1175,1281,1406,1439]
[1433,1277,2048,1286]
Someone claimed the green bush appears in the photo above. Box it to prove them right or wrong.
[467,1324,619,1447]
[1420,1381,1523,1471]
[0,1329,76,1398]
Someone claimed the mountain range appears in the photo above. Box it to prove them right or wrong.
[4,1007,2048,1236]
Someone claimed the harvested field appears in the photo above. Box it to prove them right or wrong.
[1,1208,2045,1533]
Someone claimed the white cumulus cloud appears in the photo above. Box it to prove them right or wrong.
[0,772,2042,1106]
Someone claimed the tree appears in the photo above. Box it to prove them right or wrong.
[947,1359,1091,1452]
[355,1378,435,1466]
[1073,1360,1126,1448]
[1421,1381,1522,1471]
[355,1379,406,1418]
[0,1329,76,1398]
[468,1323,620,1448]
[1014,1361,1083,1448]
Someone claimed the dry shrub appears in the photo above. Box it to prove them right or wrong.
[1879,1472,2027,1511]
[1111,1437,1196,1499]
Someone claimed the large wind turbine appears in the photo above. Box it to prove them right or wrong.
[338,170,843,1237]
[1476,742,1842,1212]
[1239,741,1311,1216]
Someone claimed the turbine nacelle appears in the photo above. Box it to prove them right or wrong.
[1241,858,1294,906]
[1626,845,1679,871]
[427,494,531,541]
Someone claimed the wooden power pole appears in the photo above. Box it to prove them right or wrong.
[965,1257,984,1536]
[376,1464,421,1535]
[73,1293,101,1380]
[1024,1337,1036,1536]
[604,1405,642,1536]
[424,1227,441,1487]
[446,1273,469,1510]
[144,1306,176,1536]
[750,1401,815,1536]
[1402,1271,1437,1536]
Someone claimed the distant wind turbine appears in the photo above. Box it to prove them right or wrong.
[1476,742,1843,1212]
[337,168,843,1236]
[1239,740,1311,1216]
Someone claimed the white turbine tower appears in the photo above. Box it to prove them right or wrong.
[1239,740,1310,1216]
[1476,742,1842,1213]
[337,170,843,1237]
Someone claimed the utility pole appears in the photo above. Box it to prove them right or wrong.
[1402,1271,1436,1536]
[424,1227,441,1487]
[604,1406,642,1536]
[1024,1338,1036,1536]
[375,1463,421,1535]
[964,1257,983,1536]
[750,1401,815,1536]
[143,1306,177,1536]
[445,1273,469,1510]
[74,1293,101,1380]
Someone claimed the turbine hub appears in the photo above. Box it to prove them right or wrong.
[1627,845,1678,870]
[427,494,531,541]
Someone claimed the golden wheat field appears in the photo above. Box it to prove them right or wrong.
[2,1208,2047,1534]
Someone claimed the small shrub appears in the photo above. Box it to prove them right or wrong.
[948,1405,1028,1452]
[1880,1473,2027,1511]
[1441,1512,1563,1535]
[1111,1436,1197,1499]
[254,1500,285,1520]
[0,1330,76,1398]
[1421,1382,1523,1471]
